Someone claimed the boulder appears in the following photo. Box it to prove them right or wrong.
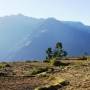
[35,76,69,90]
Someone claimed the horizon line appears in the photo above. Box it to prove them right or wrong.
[0,13,89,26]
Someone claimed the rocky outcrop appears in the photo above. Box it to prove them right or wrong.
[35,77,69,90]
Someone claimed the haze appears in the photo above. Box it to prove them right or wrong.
[0,0,90,25]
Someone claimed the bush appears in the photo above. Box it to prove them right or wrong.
[5,64,11,67]
[81,56,87,60]
[43,60,49,63]
[25,60,31,63]
[50,58,61,66]
[25,60,39,63]
[0,63,7,69]
[50,58,69,66]
[32,60,39,62]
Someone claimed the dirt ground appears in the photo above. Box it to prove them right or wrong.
[0,60,90,90]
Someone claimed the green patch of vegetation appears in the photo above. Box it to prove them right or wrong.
[50,58,61,66]
[25,60,39,63]
[25,60,32,63]
[0,63,10,70]
[49,58,69,67]
[43,60,49,63]
[46,42,67,60]
[45,42,68,66]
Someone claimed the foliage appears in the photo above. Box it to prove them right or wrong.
[54,42,67,58]
[25,60,32,63]
[46,47,53,59]
[50,58,61,66]
[43,60,49,63]
[46,41,67,60]
[0,63,10,69]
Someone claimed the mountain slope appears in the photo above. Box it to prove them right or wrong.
[0,15,44,60]
[6,18,90,60]
[0,15,90,61]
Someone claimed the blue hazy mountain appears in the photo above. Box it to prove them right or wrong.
[0,14,44,60]
[0,15,90,61]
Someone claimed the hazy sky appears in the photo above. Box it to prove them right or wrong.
[0,0,90,25]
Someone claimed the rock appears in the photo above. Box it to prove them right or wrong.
[35,86,59,90]
[48,76,69,86]
[47,68,54,73]
[36,72,48,77]
[34,77,69,90]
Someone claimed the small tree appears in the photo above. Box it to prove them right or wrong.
[46,47,53,59]
[46,42,67,61]
[53,42,67,58]
[56,42,62,49]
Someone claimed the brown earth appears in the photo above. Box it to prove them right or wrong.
[0,59,90,90]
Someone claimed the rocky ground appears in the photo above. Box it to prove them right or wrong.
[0,59,90,90]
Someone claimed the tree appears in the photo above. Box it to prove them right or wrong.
[45,42,67,60]
[56,42,62,49]
[54,42,66,58]
[46,47,53,59]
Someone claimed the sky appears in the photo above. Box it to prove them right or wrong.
[0,0,90,25]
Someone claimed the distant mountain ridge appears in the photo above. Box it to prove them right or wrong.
[0,15,90,61]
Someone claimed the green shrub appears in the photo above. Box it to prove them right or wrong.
[25,60,31,63]
[0,63,6,69]
[50,58,61,66]
[50,58,69,66]
[5,64,11,67]
[43,60,49,63]
[0,63,11,70]
[25,60,39,63]
[32,60,39,62]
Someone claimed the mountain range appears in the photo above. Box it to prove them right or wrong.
[0,14,90,61]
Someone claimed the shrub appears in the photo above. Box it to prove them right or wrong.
[0,63,7,69]
[25,60,39,63]
[81,56,87,60]
[5,64,11,67]
[46,42,67,60]
[32,60,39,62]
[43,60,49,63]
[50,58,69,66]
[50,58,61,66]
[25,60,31,63]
